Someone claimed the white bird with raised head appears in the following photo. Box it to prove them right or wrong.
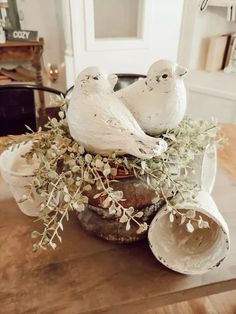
[66,67,167,159]
[117,60,187,135]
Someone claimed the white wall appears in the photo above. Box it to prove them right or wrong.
[16,0,66,91]
[13,0,185,90]
[17,0,184,89]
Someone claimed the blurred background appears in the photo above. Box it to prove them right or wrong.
[1,0,236,135]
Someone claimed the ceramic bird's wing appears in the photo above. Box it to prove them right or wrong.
[103,95,146,136]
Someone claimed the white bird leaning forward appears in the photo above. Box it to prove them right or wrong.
[66,67,167,159]
[117,59,187,135]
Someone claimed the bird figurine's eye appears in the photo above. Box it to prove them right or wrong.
[93,76,99,80]
[162,74,168,79]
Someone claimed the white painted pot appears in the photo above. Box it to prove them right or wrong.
[148,144,230,274]
[0,142,41,217]
[148,191,230,274]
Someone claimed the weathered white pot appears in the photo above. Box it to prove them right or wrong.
[148,191,230,274]
[0,142,41,217]
[148,144,230,274]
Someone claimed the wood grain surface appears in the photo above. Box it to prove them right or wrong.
[218,124,236,181]
[0,38,44,48]
[0,125,236,314]
[145,289,236,314]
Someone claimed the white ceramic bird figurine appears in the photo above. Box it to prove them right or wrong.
[66,67,167,159]
[117,59,187,135]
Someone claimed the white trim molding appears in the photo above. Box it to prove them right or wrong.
[61,0,75,88]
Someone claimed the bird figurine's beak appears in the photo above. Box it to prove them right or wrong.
[176,65,188,77]
[108,74,118,87]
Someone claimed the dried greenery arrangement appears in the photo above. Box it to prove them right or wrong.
[2,96,221,251]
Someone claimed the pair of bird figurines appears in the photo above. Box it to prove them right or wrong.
[67,60,187,159]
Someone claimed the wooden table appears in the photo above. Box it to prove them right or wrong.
[0,38,45,115]
[0,126,236,314]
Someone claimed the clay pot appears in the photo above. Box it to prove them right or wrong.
[0,142,42,217]
[78,144,218,244]
[78,175,165,243]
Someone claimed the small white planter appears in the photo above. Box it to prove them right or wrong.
[148,191,230,274]
[0,142,41,217]
[148,144,230,274]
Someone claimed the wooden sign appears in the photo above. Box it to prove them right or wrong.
[5,29,38,42]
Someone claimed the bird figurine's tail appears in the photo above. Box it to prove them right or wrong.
[129,134,167,160]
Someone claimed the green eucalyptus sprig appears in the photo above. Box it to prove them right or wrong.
[4,95,221,250]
